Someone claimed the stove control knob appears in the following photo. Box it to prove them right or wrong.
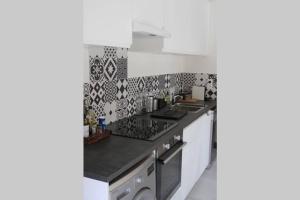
[174,135,181,141]
[163,143,170,150]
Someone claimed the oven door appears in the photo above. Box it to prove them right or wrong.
[156,141,186,200]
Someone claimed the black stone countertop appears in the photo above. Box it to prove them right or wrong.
[84,100,216,182]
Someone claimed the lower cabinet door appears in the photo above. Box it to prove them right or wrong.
[175,113,213,200]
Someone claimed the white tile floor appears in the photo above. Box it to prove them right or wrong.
[186,151,217,200]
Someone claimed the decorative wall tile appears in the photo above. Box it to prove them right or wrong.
[116,108,128,120]
[137,77,146,93]
[127,78,139,96]
[84,45,217,124]
[104,80,117,103]
[169,74,176,88]
[104,58,118,81]
[90,55,105,83]
[90,81,105,106]
[116,48,127,59]
[92,103,105,118]
[116,58,127,79]
[104,101,117,124]
[145,76,154,92]
[182,73,196,92]
[175,73,183,89]
[205,74,217,100]
[116,79,128,100]
[165,74,171,88]
[127,96,137,117]
[195,73,209,87]
[205,86,217,100]
[152,76,159,94]
[208,74,217,85]
[116,98,128,110]
[104,46,117,59]
[158,75,165,90]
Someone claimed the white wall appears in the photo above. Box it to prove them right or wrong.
[83,46,90,82]
[127,51,185,77]
[184,0,217,74]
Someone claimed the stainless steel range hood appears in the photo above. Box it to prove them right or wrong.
[132,20,171,38]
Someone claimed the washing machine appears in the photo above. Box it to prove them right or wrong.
[109,154,156,200]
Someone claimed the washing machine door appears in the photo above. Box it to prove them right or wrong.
[132,188,155,200]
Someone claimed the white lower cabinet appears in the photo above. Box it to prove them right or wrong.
[171,111,213,200]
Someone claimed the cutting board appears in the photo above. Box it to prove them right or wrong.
[192,86,205,100]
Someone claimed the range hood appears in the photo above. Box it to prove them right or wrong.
[132,20,171,38]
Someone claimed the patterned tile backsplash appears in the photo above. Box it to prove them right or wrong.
[84,46,217,124]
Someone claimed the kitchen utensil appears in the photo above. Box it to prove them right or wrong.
[157,98,166,109]
[153,98,158,111]
[146,96,154,112]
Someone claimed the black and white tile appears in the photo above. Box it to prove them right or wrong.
[127,96,137,117]
[127,78,139,96]
[165,74,171,88]
[104,46,117,60]
[137,77,146,93]
[182,73,196,92]
[158,75,165,90]
[152,76,159,94]
[90,55,105,83]
[116,58,127,79]
[90,81,105,106]
[116,98,128,110]
[169,74,176,88]
[205,74,217,100]
[104,101,117,124]
[195,73,209,87]
[92,103,105,118]
[85,46,217,123]
[116,48,127,59]
[104,80,118,103]
[104,58,118,81]
[175,73,183,89]
[116,79,128,100]
[116,108,128,120]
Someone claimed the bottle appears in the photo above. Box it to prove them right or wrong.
[98,116,106,130]
[165,91,171,105]
[87,106,97,134]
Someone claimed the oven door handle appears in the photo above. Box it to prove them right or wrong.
[158,141,187,165]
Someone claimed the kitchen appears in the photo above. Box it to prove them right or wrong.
[83,0,216,200]
[3,0,298,200]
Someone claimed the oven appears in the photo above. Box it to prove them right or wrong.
[156,132,186,200]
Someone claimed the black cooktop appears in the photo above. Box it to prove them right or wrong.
[107,117,178,141]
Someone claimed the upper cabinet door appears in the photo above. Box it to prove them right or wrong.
[132,0,164,29]
[163,0,209,55]
[83,0,132,48]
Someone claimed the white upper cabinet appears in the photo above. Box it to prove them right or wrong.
[132,0,164,29]
[163,0,209,55]
[83,0,209,54]
[83,0,132,48]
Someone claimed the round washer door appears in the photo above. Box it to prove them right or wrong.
[132,188,155,200]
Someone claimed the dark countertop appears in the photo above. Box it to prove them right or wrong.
[84,100,216,182]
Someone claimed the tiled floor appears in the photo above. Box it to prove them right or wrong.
[186,150,217,200]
